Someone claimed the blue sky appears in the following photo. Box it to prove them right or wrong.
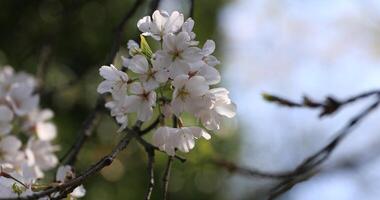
[220,0,380,199]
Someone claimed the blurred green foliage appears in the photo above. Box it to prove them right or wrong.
[0,0,239,199]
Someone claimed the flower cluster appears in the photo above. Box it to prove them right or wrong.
[98,10,236,156]
[0,66,85,199]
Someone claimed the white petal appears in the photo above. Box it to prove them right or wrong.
[71,185,86,198]
[97,80,114,94]
[198,66,221,85]
[0,106,13,122]
[0,136,21,153]
[165,11,184,33]
[186,76,208,96]
[202,40,216,55]
[137,16,152,33]
[152,10,169,31]
[129,55,149,74]
[163,33,177,52]
[172,74,189,89]
[36,122,57,141]
[215,102,237,118]
[204,55,220,67]
[129,82,144,95]
[137,102,153,122]
[99,65,119,80]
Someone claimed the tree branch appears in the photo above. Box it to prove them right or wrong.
[59,0,145,166]
[162,156,173,200]
[189,0,195,18]
[149,0,161,16]
[140,115,163,135]
[216,92,380,200]
[263,90,380,117]
[144,145,155,200]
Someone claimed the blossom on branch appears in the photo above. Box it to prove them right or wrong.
[0,66,59,198]
[98,9,237,156]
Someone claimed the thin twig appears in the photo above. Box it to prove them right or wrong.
[161,116,178,200]
[144,146,155,200]
[60,0,144,166]
[140,115,163,135]
[60,99,103,165]
[162,156,173,200]
[189,0,195,18]
[149,0,160,15]
[263,90,380,117]
[104,0,144,65]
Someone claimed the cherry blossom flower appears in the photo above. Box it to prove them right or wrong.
[0,136,24,167]
[171,75,209,115]
[98,9,236,156]
[127,55,169,90]
[6,84,39,116]
[153,126,211,156]
[137,10,184,40]
[25,138,58,173]
[196,88,237,130]
[105,95,131,132]
[97,65,129,96]
[127,82,156,122]
[0,66,60,196]
[23,109,57,141]
[155,32,203,78]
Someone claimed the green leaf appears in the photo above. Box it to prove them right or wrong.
[140,35,153,58]
[12,183,25,195]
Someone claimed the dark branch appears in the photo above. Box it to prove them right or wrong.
[144,145,155,200]
[162,156,173,200]
[140,115,163,135]
[60,99,103,165]
[263,90,380,117]
[217,92,380,200]
[149,0,160,16]
[60,0,144,166]
[189,0,195,18]
[104,0,144,65]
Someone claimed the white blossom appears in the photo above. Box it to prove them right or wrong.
[155,32,203,78]
[105,95,131,132]
[182,18,196,42]
[25,138,58,173]
[98,10,237,156]
[127,55,169,90]
[171,75,209,116]
[137,10,184,40]
[127,82,156,122]
[97,65,129,97]
[0,136,24,167]
[153,126,211,156]
[23,109,57,141]
[0,66,60,196]
[196,88,237,130]
[6,84,39,116]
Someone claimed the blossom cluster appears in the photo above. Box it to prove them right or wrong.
[0,66,84,199]
[98,10,236,156]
